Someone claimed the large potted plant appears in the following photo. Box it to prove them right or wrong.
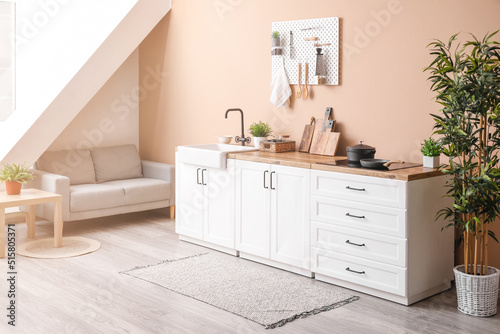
[0,163,35,195]
[249,121,272,148]
[425,32,500,316]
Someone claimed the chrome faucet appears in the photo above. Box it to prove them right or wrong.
[225,108,251,146]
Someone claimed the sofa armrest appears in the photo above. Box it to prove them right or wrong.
[25,169,71,221]
[142,160,175,205]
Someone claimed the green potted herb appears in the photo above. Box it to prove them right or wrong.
[249,121,272,148]
[271,31,280,48]
[420,137,441,168]
[0,163,35,195]
[425,32,500,316]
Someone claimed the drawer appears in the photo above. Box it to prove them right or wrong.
[311,170,407,209]
[311,196,407,238]
[311,222,407,267]
[311,248,407,296]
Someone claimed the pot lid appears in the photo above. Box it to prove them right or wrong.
[347,141,376,151]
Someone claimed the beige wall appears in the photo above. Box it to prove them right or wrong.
[49,49,139,151]
[138,0,500,268]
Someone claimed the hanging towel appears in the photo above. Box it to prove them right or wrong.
[270,61,292,108]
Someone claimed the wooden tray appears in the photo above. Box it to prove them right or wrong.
[260,140,296,153]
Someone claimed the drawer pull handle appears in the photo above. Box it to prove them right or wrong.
[346,267,365,275]
[346,186,365,191]
[345,240,365,247]
[345,213,365,219]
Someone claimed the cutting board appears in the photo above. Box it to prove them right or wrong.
[298,117,315,152]
[310,119,340,156]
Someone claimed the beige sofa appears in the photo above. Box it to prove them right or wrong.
[29,144,175,221]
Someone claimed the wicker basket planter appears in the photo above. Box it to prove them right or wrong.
[453,265,499,317]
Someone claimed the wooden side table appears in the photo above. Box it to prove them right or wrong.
[0,188,63,258]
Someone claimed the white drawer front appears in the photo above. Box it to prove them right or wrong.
[311,196,407,238]
[311,222,407,267]
[312,248,407,296]
[311,170,407,209]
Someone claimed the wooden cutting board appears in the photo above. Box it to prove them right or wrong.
[323,132,341,156]
[309,119,328,155]
[298,117,316,152]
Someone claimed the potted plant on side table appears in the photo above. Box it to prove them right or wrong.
[420,137,442,168]
[0,163,35,195]
[249,121,272,149]
[425,32,500,316]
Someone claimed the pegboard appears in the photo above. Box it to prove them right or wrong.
[271,17,339,85]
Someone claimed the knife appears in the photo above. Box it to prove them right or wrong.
[290,31,294,59]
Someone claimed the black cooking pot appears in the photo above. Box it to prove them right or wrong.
[346,141,376,163]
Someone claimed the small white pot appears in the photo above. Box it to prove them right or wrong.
[423,156,440,168]
[253,137,267,148]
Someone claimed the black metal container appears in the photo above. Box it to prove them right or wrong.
[346,141,376,163]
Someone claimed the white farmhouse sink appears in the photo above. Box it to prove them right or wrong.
[177,143,257,169]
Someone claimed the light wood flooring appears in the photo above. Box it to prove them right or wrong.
[1,210,499,334]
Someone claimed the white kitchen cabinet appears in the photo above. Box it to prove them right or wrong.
[310,170,454,305]
[175,156,235,253]
[235,160,310,274]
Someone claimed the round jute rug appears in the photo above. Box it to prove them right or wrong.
[16,237,101,259]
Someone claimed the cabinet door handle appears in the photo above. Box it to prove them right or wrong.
[196,168,201,185]
[346,186,365,191]
[346,267,365,275]
[270,171,276,190]
[345,213,365,219]
[202,169,207,185]
[263,170,269,189]
[345,240,366,247]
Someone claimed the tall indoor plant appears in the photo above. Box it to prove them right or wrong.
[425,32,500,316]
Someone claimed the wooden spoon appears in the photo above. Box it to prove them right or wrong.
[296,63,302,99]
[303,63,309,99]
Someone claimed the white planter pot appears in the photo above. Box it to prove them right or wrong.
[423,155,440,168]
[454,265,499,317]
[253,137,267,149]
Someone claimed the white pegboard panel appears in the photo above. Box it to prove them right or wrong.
[271,17,339,85]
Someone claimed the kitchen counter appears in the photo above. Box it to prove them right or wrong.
[227,151,442,181]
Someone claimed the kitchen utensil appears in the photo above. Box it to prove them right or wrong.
[315,48,326,76]
[296,63,302,99]
[321,107,332,131]
[216,135,233,144]
[360,159,405,170]
[346,141,376,163]
[310,107,337,156]
[298,117,315,152]
[303,63,309,99]
[289,31,294,59]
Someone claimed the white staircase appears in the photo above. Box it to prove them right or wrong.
[0,0,171,164]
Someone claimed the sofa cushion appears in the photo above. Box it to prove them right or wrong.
[37,149,96,185]
[101,178,171,205]
[70,184,125,212]
[91,144,143,183]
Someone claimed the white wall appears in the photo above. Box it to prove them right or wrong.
[48,49,139,151]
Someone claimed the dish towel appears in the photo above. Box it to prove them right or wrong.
[270,62,292,108]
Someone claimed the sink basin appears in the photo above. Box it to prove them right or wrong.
[177,143,257,169]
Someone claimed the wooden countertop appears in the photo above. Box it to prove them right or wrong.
[227,151,443,181]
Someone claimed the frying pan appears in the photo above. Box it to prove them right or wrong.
[360,159,404,170]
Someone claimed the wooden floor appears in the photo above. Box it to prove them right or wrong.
[1,210,499,334]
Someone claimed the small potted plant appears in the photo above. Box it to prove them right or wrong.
[249,121,272,148]
[271,31,280,47]
[420,137,441,168]
[0,163,35,195]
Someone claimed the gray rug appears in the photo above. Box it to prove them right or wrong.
[122,253,359,329]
